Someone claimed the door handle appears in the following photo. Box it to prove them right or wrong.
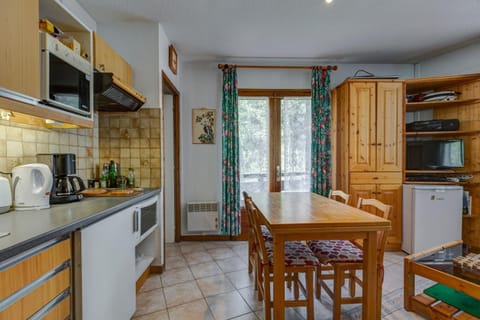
[276,165,281,182]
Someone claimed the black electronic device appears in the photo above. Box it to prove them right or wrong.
[406,139,464,170]
[406,119,460,132]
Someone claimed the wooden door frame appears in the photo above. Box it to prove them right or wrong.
[161,71,181,242]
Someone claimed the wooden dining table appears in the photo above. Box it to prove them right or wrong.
[250,192,391,320]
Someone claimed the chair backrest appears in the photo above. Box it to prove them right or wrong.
[245,196,269,263]
[356,197,392,263]
[328,189,350,205]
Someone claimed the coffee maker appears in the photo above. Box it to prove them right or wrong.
[37,153,86,204]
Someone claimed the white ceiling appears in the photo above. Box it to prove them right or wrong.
[76,0,480,63]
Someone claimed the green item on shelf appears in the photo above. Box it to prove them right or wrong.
[424,283,480,317]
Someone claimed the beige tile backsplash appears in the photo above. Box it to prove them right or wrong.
[98,108,161,188]
[0,116,99,181]
[1,108,161,189]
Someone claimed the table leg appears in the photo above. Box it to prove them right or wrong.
[404,258,414,311]
[363,231,378,319]
[273,235,285,320]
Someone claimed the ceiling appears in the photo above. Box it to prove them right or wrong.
[76,0,480,63]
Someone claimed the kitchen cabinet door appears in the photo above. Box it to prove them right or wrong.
[348,82,377,172]
[376,82,403,172]
[0,0,40,98]
[79,207,136,319]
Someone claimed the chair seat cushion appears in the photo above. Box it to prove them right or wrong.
[265,241,319,267]
[261,225,273,241]
[307,240,363,264]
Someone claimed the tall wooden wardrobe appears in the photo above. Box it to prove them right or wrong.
[331,79,405,250]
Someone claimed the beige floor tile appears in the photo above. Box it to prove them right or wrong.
[167,298,215,320]
[163,280,204,308]
[203,241,232,250]
[230,312,260,320]
[208,247,237,260]
[134,288,167,317]
[165,244,182,257]
[132,309,169,320]
[196,274,236,297]
[165,254,188,270]
[237,286,264,312]
[190,261,223,279]
[206,290,252,320]
[216,256,248,273]
[161,266,194,287]
[225,269,255,289]
[184,250,214,265]
[140,274,162,292]
[179,242,206,253]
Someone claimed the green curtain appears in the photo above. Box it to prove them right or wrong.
[311,68,332,196]
[221,66,241,236]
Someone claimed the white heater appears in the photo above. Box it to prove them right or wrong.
[187,201,219,231]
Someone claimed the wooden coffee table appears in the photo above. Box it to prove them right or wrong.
[404,240,480,319]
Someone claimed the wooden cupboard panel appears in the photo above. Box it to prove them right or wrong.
[349,82,377,171]
[93,32,133,86]
[349,172,402,184]
[376,184,402,249]
[0,0,40,98]
[0,268,70,320]
[349,184,376,208]
[42,294,71,320]
[376,82,403,172]
[0,239,71,300]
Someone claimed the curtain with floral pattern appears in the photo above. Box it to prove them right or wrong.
[221,66,241,236]
[311,68,332,196]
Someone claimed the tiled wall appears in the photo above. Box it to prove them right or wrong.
[98,108,161,188]
[0,117,99,180]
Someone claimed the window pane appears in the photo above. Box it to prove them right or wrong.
[239,97,270,195]
[281,97,311,192]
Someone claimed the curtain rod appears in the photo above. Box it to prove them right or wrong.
[217,64,338,71]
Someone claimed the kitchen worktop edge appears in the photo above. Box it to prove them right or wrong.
[0,189,161,262]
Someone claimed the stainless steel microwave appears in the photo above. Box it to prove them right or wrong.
[40,32,93,118]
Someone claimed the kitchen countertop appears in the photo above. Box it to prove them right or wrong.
[0,188,161,262]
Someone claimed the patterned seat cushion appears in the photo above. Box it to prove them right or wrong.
[265,241,319,267]
[307,240,363,264]
[260,225,273,241]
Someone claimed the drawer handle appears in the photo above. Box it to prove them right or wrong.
[28,288,70,320]
[0,261,70,312]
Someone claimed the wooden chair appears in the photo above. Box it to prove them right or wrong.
[243,191,273,292]
[308,198,392,320]
[328,189,350,205]
[246,197,319,320]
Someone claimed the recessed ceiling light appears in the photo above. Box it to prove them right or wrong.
[325,0,333,3]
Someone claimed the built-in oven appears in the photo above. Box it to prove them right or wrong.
[133,195,159,243]
[40,32,93,118]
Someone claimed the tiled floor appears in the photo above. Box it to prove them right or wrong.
[133,241,430,320]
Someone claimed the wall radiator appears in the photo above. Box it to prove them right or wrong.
[187,201,219,232]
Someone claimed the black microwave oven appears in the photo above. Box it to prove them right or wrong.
[40,32,93,118]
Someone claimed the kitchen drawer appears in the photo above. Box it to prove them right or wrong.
[350,172,402,184]
[0,238,71,319]
[0,268,70,319]
[0,238,70,300]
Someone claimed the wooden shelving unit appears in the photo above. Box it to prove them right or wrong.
[404,73,480,247]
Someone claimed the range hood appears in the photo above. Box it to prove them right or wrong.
[94,72,146,112]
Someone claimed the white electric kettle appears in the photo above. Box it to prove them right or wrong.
[12,163,53,210]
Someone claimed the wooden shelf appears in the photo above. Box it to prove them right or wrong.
[405,73,480,92]
[406,129,480,136]
[406,98,480,111]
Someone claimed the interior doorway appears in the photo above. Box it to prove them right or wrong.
[161,71,181,242]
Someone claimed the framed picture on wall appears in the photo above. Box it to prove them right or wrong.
[169,44,178,75]
[192,108,216,144]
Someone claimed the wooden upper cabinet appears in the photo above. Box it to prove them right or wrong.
[0,0,40,98]
[93,32,133,86]
[348,81,403,172]
[349,82,377,171]
[376,82,403,172]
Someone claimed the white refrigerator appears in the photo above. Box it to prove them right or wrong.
[402,184,463,254]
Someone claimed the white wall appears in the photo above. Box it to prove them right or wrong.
[164,95,175,243]
[417,40,480,77]
[180,61,414,235]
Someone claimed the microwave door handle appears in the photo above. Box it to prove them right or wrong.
[133,209,139,233]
